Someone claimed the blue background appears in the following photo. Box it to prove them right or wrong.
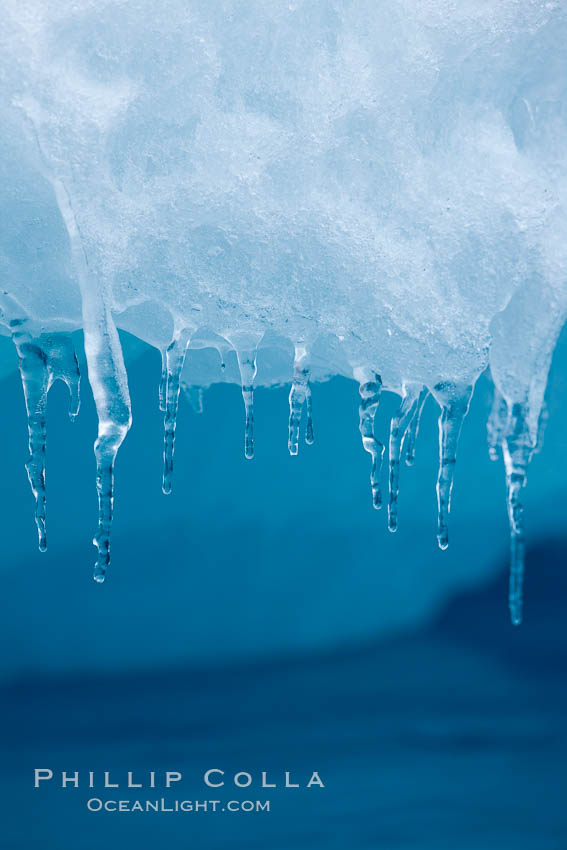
[0,329,566,848]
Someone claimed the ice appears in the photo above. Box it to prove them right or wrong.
[356,369,385,511]
[502,402,534,626]
[161,328,191,494]
[288,344,312,457]
[237,349,257,461]
[9,319,80,551]
[305,385,314,447]
[387,385,421,533]
[0,1,565,617]
[404,389,428,468]
[432,382,473,551]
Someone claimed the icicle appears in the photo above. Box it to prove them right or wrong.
[288,344,311,456]
[89,314,131,583]
[42,170,131,583]
[487,386,509,461]
[43,332,81,421]
[405,388,428,466]
[12,323,49,551]
[216,344,227,372]
[158,348,167,412]
[432,382,473,550]
[11,324,81,552]
[356,370,385,509]
[162,329,192,494]
[388,384,421,532]
[236,349,258,459]
[502,401,535,626]
[305,383,314,445]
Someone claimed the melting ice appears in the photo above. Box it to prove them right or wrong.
[0,0,566,623]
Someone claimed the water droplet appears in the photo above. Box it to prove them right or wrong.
[85,309,131,583]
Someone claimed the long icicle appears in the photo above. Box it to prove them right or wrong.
[433,382,473,550]
[502,401,535,626]
[237,349,258,459]
[50,176,131,583]
[388,384,421,532]
[162,328,192,494]
[288,344,311,456]
[357,370,385,510]
[405,387,428,467]
[11,323,81,552]
[487,386,509,461]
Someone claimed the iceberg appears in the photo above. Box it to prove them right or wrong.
[0,0,565,623]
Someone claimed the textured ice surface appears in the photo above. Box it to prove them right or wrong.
[0,1,565,619]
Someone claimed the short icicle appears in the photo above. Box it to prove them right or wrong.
[487,386,509,461]
[12,323,49,551]
[237,349,258,460]
[305,383,314,445]
[502,401,535,626]
[49,174,132,582]
[288,344,311,456]
[43,332,81,421]
[11,322,81,552]
[405,387,428,466]
[432,381,473,550]
[162,328,192,494]
[356,368,385,510]
[388,384,421,532]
